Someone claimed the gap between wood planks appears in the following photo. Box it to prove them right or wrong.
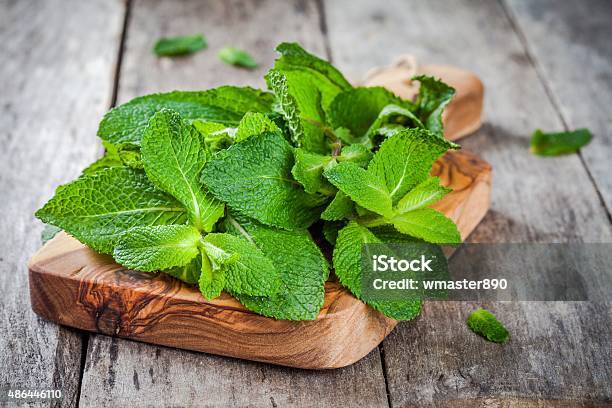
[498,0,612,226]
[75,1,133,406]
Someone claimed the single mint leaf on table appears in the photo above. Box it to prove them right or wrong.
[202,233,280,297]
[35,167,187,254]
[368,128,458,204]
[113,225,201,272]
[530,128,592,156]
[218,47,258,69]
[142,109,224,232]
[321,191,354,221]
[324,162,393,218]
[266,69,328,154]
[412,75,455,137]
[234,112,281,142]
[98,86,274,145]
[202,132,325,230]
[222,213,328,320]
[153,34,207,57]
[391,208,461,244]
[333,221,422,321]
[395,176,451,214]
[467,308,510,344]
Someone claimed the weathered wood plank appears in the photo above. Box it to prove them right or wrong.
[79,0,390,406]
[0,0,124,406]
[504,0,612,217]
[324,0,612,405]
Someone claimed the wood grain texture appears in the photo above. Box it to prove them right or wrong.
[77,0,392,406]
[0,0,124,405]
[324,0,612,405]
[503,0,612,216]
[28,149,490,368]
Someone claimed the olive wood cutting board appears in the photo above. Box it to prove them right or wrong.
[28,64,490,369]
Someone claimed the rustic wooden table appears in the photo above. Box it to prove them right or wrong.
[1,0,611,406]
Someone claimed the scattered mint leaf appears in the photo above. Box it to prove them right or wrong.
[333,221,422,320]
[153,34,207,57]
[202,233,280,297]
[396,177,451,214]
[234,112,281,142]
[321,191,354,221]
[222,213,328,320]
[324,162,393,218]
[202,132,325,230]
[35,167,187,253]
[142,109,224,232]
[98,86,274,145]
[391,208,461,244]
[218,47,258,69]
[412,75,455,136]
[467,308,510,344]
[113,225,200,272]
[530,128,592,156]
[41,224,61,244]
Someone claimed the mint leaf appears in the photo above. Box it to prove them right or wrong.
[321,191,354,221]
[467,308,510,344]
[98,86,274,145]
[413,75,455,136]
[322,220,344,245]
[234,112,280,142]
[396,177,451,214]
[35,167,187,253]
[142,109,224,232]
[266,69,328,154]
[324,162,393,218]
[202,132,325,230]
[530,128,592,156]
[368,128,457,204]
[222,213,328,320]
[113,225,200,272]
[166,255,202,285]
[329,87,404,139]
[202,233,280,297]
[153,34,207,57]
[333,221,421,320]
[41,224,61,244]
[337,144,372,168]
[192,120,234,153]
[392,208,461,244]
[218,47,258,69]
[197,247,231,300]
[291,149,334,195]
[365,104,424,141]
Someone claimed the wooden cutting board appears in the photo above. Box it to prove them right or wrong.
[28,65,490,369]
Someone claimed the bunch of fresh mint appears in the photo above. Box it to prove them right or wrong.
[36,43,461,321]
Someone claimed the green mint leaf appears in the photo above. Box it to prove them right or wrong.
[98,86,274,145]
[333,221,421,320]
[467,308,510,344]
[153,34,207,57]
[198,248,227,300]
[329,87,405,139]
[166,254,202,285]
[202,233,280,297]
[412,75,455,136]
[291,149,335,195]
[392,208,461,244]
[113,225,200,272]
[41,224,61,244]
[266,69,328,154]
[396,177,451,214]
[338,144,372,168]
[192,120,235,153]
[234,112,281,142]
[35,167,187,254]
[218,47,258,69]
[530,128,592,156]
[365,104,424,141]
[368,128,458,204]
[82,143,124,175]
[322,220,345,245]
[324,162,393,218]
[202,132,325,230]
[222,213,328,320]
[142,109,224,232]
[321,191,354,221]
